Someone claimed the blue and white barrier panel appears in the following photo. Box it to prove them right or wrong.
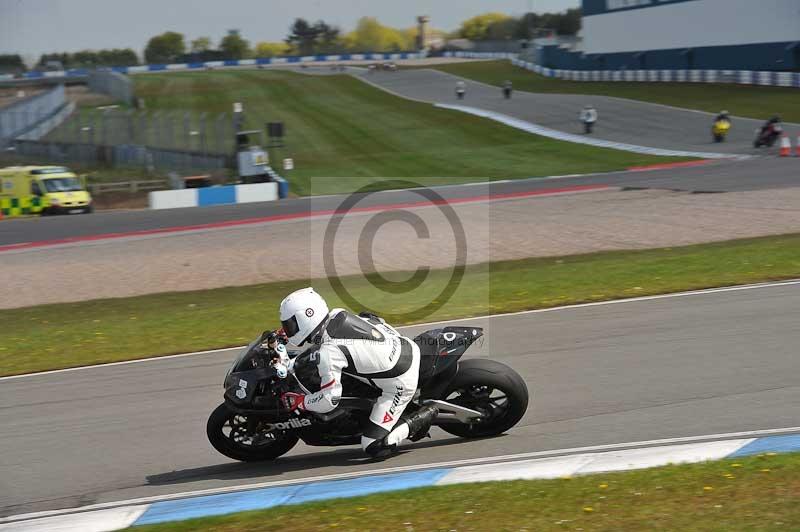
[10,52,426,81]
[148,183,278,210]
[3,431,797,531]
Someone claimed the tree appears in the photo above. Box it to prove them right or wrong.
[254,42,289,58]
[0,54,25,74]
[144,31,186,64]
[220,30,251,59]
[485,17,518,40]
[458,13,513,41]
[190,37,212,53]
[97,49,139,66]
[36,53,68,69]
[115,48,140,66]
[313,21,341,53]
[286,18,320,56]
[553,8,582,36]
[343,17,412,53]
[513,9,582,39]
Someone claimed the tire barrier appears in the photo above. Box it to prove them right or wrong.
[443,52,800,89]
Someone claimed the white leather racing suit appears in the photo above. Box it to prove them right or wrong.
[299,309,421,452]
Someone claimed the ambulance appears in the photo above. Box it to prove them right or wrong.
[0,165,93,215]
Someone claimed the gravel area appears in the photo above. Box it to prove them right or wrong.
[3,186,800,309]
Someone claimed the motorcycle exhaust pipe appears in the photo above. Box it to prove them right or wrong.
[423,399,483,424]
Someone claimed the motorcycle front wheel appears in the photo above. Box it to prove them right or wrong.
[207,403,299,462]
[437,359,529,438]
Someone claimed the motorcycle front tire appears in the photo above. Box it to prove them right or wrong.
[207,403,299,462]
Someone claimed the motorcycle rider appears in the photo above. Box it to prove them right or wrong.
[755,115,783,147]
[455,80,466,100]
[502,80,513,99]
[712,110,732,142]
[715,110,731,123]
[277,287,438,459]
[580,104,598,134]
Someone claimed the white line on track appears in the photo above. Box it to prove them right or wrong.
[2,425,798,524]
[2,278,798,382]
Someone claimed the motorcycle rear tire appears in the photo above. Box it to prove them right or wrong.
[437,359,529,438]
[207,403,299,462]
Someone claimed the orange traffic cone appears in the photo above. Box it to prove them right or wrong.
[779,134,791,157]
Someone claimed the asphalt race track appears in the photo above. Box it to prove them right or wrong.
[359,68,792,156]
[3,157,800,248]
[1,282,798,517]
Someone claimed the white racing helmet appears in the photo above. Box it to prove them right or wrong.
[279,287,329,346]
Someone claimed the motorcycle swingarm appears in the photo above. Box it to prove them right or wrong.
[423,399,484,424]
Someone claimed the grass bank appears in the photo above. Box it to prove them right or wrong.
[2,233,799,376]
[130,452,799,531]
[49,69,684,195]
[432,61,800,123]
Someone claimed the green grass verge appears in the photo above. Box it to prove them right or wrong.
[2,233,799,377]
[130,452,799,531]
[432,61,800,123]
[51,70,685,195]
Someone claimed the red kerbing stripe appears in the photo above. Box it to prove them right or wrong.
[0,184,610,253]
[627,159,715,172]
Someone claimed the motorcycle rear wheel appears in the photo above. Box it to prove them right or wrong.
[207,403,299,462]
[437,359,529,438]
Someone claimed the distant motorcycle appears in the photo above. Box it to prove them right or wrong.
[712,119,731,143]
[455,82,466,100]
[754,120,782,148]
[207,326,529,462]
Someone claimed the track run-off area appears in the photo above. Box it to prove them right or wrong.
[1,281,799,517]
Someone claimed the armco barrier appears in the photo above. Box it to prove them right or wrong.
[148,182,278,210]
[444,52,800,89]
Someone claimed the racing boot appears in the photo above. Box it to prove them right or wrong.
[365,440,399,460]
[405,404,439,442]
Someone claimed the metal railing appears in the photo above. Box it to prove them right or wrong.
[7,139,232,172]
[88,179,166,194]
